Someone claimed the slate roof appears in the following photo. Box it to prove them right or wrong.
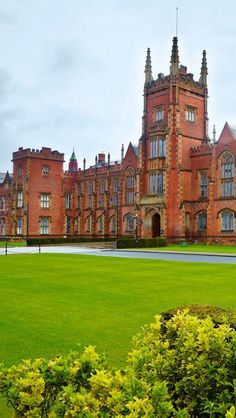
[228,124,236,139]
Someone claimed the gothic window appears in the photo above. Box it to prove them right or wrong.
[221,211,234,231]
[41,193,50,208]
[125,168,135,205]
[0,197,5,210]
[149,172,164,195]
[99,179,106,208]
[17,191,23,208]
[150,138,158,158]
[87,181,93,208]
[110,215,116,233]
[0,218,5,235]
[124,213,134,232]
[200,173,208,198]
[17,217,23,235]
[154,107,164,121]
[66,216,71,234]
[158,138,166,157]
[65,193,72,209]
[40,217,49,235]
[97,215,104,234]
[221,153,234,197]
[197,211,207,233]
[185,107,195,122]
[86,215,92,233]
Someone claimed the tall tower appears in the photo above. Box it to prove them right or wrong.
[138,37,209,239]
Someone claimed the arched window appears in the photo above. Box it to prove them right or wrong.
[221,211,234,231]
[110,215,116,234]
[97,215,104,234]
[125,168,136,205]
[221,153,234,197]
[124,213,134,232]
[197,211,207,233]
[86,215,92,233]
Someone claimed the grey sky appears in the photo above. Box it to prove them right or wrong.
[0,0,235,171]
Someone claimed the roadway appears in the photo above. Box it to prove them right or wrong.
[1,245,236,264]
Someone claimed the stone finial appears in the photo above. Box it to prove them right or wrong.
[144,48,153,84]
[170,37,179,77]
[108,153,110,167]
[121,144,124,161]
[199,50,208,86]
[213,124,216,143]
[83,158,86,171]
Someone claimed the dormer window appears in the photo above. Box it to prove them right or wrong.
[154,106,164,122]
[185,107,195,122]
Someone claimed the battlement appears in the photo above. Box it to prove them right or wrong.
[12,147,64,162]
[191,143,214,157]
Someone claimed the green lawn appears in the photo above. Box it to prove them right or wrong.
[0,254,235,369]
[142,244,236,253]
[0,253,236,416]
[0,241,26,248]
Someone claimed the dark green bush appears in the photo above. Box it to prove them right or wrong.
[27,236,117,246]
[117,237,167,249]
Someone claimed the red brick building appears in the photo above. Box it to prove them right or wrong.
[1,37,236,242]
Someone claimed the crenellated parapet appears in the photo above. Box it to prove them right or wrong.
[12,147,64,162]
[191,143,214,157]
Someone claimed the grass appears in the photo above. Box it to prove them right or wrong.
[0,253,236,416]
[0,240,26,248]
[140,244,236,253]
[0,253,236,368]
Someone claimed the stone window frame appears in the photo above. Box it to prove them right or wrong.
[185,105,196,123]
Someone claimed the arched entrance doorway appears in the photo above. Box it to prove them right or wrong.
[152,213,161,237]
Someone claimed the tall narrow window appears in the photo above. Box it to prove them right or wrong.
[200,174,208,198]
[0,197,5,210]
[125,170,135,205]
[66,217,71,234]
[65,193,72,209]
[17,191,23,208]
[221,153,234,197]
[97,215,104,234]
[0,219,5,235]
[87,182,93,208]
[149,173,157,194]
[17,217,23,235]
[86,216,92,233]
[197,211,207,233]
[40,217,49,235]
[125,214,134,232]
[150,138,158,158]
[110,215,116,233]
[158,138,166,157]
[158,172,164,195]
[221,211,234,231]
[99,179,105,208]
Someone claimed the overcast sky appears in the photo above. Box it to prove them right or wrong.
[0,0,236,172]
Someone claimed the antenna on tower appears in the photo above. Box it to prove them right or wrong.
[176,7,179,37]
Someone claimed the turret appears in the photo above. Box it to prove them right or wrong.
[68,149,78,173]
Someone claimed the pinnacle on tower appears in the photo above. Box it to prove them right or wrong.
[170,36,179,77]
[199,50,208,86]
[144,48,153,84]
[70,149,77,161]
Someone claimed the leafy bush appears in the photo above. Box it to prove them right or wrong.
[0,311,235,417]
[117,237,167,249]
[162,304,236,329]
[129,310,236,416]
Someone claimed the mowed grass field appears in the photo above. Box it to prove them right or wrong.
[0,254,236,369]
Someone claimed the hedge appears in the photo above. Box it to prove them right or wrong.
[27,237,117,246]
[117,237,167,249]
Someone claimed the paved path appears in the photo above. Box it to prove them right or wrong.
[1,245,236,264]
